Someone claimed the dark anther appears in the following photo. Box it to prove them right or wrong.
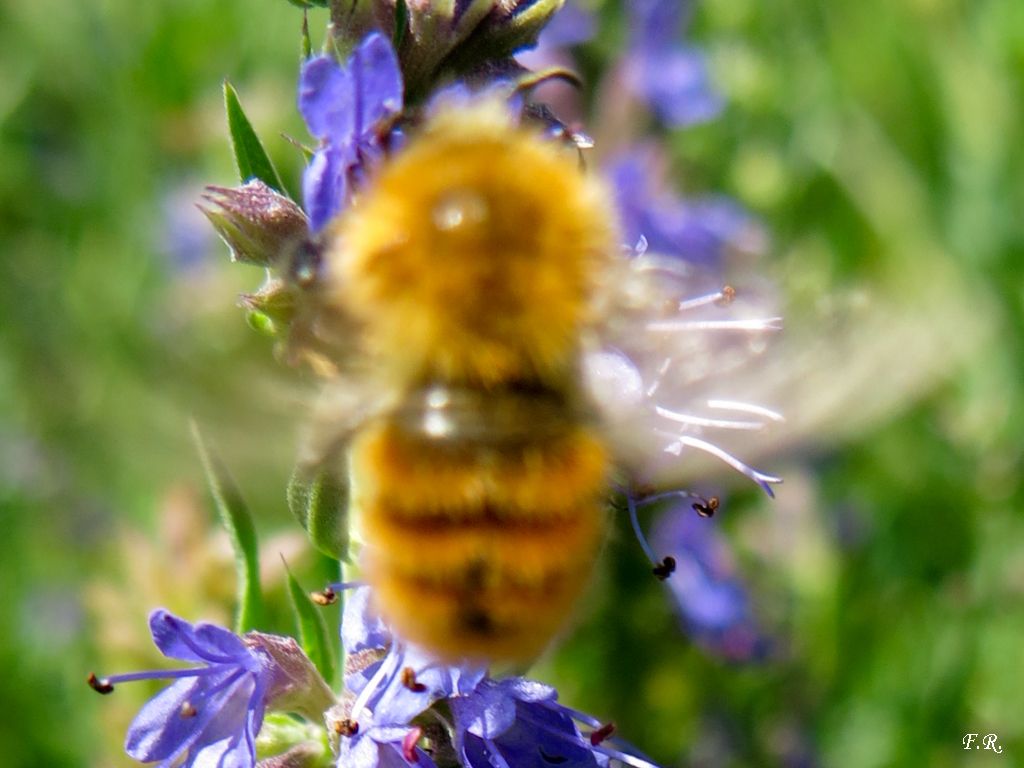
[652,556,676,581]
[334,719,359,737]
[717,285,737,305]
[311,586,337,606]
[692,496,720,518]
[180,702,198,718]
[402,726,424,762]
[87,673,114,695]
[401,667,427,693]
[589,722,617,746]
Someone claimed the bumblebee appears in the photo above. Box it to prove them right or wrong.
[308,102,779,663]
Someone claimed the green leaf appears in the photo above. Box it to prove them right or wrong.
[287,464,350,562]
[223,81,286,194]
[191,422,263,633]
[301,11,313,61]
[283,560,336,686]
[393,0,409,50]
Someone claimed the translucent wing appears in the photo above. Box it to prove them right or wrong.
[584,248,784,494]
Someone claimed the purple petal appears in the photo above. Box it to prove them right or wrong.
[182,675,258,767]
[344,731,382,768]
[461,699,600,768]
[607,149,759,269]
[377,741,437,768]
[186,733,251,768]
[627,47,723,127]
[342,587,392,657]
[623,0,723,127]
[653,507,769,661]
[298,56,355,142]
[148,611,247,664]
[350,32,403,137]
[628,0,688,52]
[503,703,600,768]
[539,1,597,48]
[450,681,518,739]
[125,668,244,762]
[302,146,353,233]
[500,677,557,703]
[190,623,252,663]
[343,727,440,768]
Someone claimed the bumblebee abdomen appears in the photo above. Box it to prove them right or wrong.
[351,415,609,663]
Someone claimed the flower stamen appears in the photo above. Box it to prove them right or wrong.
[311,587,337,606]
[402,726,424,762]
[676,285,735,312]
[625,491,660,566]
[334,719,359,738]
[312,580,364,606]
[652,557,676,581]
[656,430,783,497]
[692,496,719,518]
[401,666,427,693]
[589,722,616,746]
[87,673,114,695]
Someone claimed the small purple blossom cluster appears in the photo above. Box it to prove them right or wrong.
[334,587,657,768]
[92,588,661,768]
[299,33,403,233]
[89,611,333,767]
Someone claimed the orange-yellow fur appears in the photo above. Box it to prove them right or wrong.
[326,103,619,662]
[352,418,608,662]
[330,103,615,387]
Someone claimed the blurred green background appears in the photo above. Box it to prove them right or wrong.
[1,1,1022,766]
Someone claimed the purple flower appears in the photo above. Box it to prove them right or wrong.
[93,611,275,768]
[90,611,336,768]
[653,504,769,661]
[334,587,663,768]
[298,32,403,232]
[624,0,723,127]
[342,587,485,722]
[451,678,660,768]
[337,587,486,768]
[538,1,597,49]
[342,724,440,768]
[337,601,473,767]
[607,146,765,269]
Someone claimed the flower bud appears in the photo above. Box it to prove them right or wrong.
[332,1,565,96]
[451,0,566,71]
[199,180,308,268]
[240,278,296,336]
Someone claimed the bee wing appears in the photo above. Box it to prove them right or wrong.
[299,374,397,470]
[584,252,784,494]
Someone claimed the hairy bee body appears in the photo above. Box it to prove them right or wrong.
[323,103,618,662]
[351,386,608,661]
